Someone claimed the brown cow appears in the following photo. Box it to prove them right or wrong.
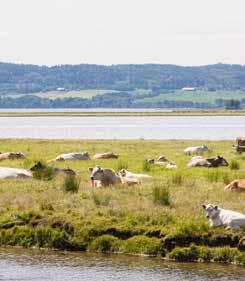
[0,152,25,161]
[224,179,245,192]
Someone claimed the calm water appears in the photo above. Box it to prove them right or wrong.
[0,116,245,139]
[0,248,244,281]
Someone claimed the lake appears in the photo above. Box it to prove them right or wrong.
[0,248,244,281]
[0,115,245,139]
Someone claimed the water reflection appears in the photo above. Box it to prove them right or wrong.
[0,248,244,281]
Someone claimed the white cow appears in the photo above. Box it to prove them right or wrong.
[202,204,245,230]
[166,162,177,169]
[49,152,90,162]
[184,145,208,154]
[118,169,152,179]
[0,167,32,179]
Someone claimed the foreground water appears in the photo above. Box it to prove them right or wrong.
[0,116,245,139]
[0,248,244,281]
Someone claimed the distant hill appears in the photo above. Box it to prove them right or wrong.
[1,62,245,94]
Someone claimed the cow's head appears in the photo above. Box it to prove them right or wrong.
[217,156,229,166]
[118,169,127,177]
[202,204,220,219]
[30,161,46,171]
[89,166,104,181]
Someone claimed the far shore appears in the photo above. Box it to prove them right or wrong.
[0,109,245,117]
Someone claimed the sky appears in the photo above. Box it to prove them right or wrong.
[0,0,244,66]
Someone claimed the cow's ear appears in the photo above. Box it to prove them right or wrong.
[214,205,218,210]
[202,204,206,209]
[88,167,93,172]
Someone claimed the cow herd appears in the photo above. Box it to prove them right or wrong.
[0,145,245,230]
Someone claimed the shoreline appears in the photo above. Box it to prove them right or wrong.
[0,110,245,117]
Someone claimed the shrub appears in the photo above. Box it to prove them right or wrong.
[230,160,240,170]
[152,184,171,206]
[89,235,119,253]
[121,235,163,256]
[62,176,79,193]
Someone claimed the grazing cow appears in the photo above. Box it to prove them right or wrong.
[49,152,90,162]
[30,161,76,176]
[184,145,208,155]
[202,204,245,230]
[206,156,229,167]
[89,166,139,187]
[0,167,32,179]
[118,169,152,179]
[0,152,25,161]
[224,179,245,192]
[92,152,119,159]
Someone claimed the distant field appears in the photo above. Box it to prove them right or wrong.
[4,89,118,100]
[136,90,245,104]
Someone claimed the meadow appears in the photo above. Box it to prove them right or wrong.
[0,139,244,264]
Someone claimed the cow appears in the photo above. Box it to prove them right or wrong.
[92,152,119,159]
[202,204,245,230]
[187,156,228,168]
[224,179,245,192]
[118,169,152,179]
[0,152,25,161]
[49,152,90,162]
[206,156,229,167]
[0,167,32,179]
[156,156,168,162]
[184,145,208,155]
[89,166,139,187]
[30,161,76,177]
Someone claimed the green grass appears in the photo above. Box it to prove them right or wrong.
[136,90,245,105]
[3,89,118,100]
[0,139,244,264]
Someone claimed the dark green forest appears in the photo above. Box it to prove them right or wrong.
[0,62,245,108]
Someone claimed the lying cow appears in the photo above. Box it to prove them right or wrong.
[166,161,177,169]
[202,204,245,230]
[0,152,25,161]
[118,169,152,179]
[92,152,119,159]
[184,145,208,155]
[0,167,32,179]
[224,179,245,192]
[89,166,139,187]
[49,152,90,162]
[188,156,228,168]
[30,161,76,177]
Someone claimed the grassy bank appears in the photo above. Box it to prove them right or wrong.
[0,139,244,264]
[0,110,245,117]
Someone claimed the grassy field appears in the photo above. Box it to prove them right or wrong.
[3,89,118,100]
[0,139,244,264]
[136,90,245,104]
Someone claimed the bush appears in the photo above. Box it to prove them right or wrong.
[62,176,79,193]
[213,247,238,263]
[168,244,200,262]
[89,235,119,253]
[121,235,163,256]
[230,160,240,170]
[152,184,171,206]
